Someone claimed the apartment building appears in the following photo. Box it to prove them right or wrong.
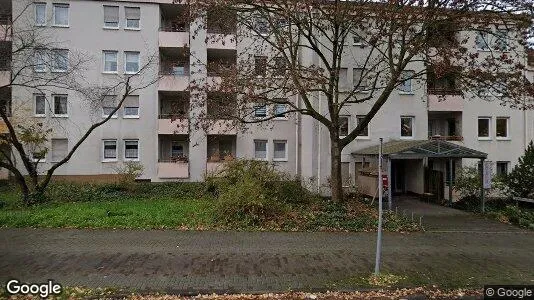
[0,0,532,201]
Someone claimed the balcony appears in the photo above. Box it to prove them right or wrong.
[207,33,236,50]
[207,135,236,171]
[159,4,188,48]
[0,13,11,42]
[206,92,237,134]
[159,48,189,92]
[158,135,189,179]
[207,49,236,77]
[428,112,462,143]
[428,94,464,111]
[159,91,189,134]
[159,31,188,48]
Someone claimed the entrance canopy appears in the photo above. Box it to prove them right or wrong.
[351,139,487,159]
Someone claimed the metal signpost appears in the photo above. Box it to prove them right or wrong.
[374,138,383,275]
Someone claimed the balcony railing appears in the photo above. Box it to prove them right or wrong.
[429,135,463,141]
[160,22,188,32]
[160,61,189,76]
[158,113,188,119]
[428,88,463,96]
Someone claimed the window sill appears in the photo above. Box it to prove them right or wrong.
[400,136,414,140]
[496,137,511,141]
[34,24,46,27]
[52,115,69,118]
[34,114,46,118]
[125,27,141,31]
[356,136,371,140]
[274,117,288,121]
[52,24,69,28]
[477,48,491,52]
[353,43,365,47]
[273,158,288,162]
[123,115,139,119]
[102,159,118,163]
[102,115,118,119]
[51,70,67,73]
[398,91,414,95]
[124,158,140,162]
[102,71,118,75]
[477,137,491,141]
[125,71,139,75]
[32,160,46,163]
[103,26,119,30]
[34,70,46,73]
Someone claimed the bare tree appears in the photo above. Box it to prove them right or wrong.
[181,0,533,201]
[0,2,159,204]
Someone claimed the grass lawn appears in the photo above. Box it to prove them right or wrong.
[0,182,419,231]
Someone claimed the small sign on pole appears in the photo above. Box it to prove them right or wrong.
[483,161,493,189]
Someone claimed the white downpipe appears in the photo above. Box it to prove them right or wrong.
[295,95,300,176]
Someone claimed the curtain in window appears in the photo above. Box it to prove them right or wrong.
[104,141,117,159]
[273,141,286,159]
[125,7,140,19]
[35,95,45,114]
[104,6,119,24]
[104,51,118,72]
[54,96,67,115]
[254,140,267,159]
[125,141,139,159]
[53,50,68,71]
[54,4,68,25]
[51,139,68,162]
[35,3,46,25]
[125,52,139,73]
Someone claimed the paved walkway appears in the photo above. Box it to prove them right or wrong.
[1,227,532,294]
[393,196,524,232]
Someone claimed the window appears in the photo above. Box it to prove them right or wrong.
[496,117,509,139]
[52,49,68,72]
[254,105,266,118]
[478,117,491,139]
[254,16,269,35]
[31,151,46,162]
[102,95,117,118]
[399,70,415,93]
[51,139,68,162]
[123,96,139,118]
[496,161,509,176]
[103,51,118,73]
[475,30,490,50]
[35,3,46,26]
[353,68,367,91]
[494,30,509,52]
[339,116,349,136]
[353,33,365,46]
[124,139,139,160]
[34,94,46,116]
[125,7,140,29]
[254,56,267,76]
[103,5,119,28]
[339,68,348,87]
[342,162,351,187]
[171,141,184,158]
[103,140,117,161]
[34,49,46,72]
[125,51,140,74]
[273,140,287,161]
[273,57,286,76]
[53,95,67,116]
[273,103,287,119]
[171,64,185,76]
[53,3,69,26]
[254,140,267,160]
[400,116,414,138]
[356,115,369,137]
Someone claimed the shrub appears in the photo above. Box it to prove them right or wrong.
[206,159,315,227]
[505,141,534,198]
[114,161,144,189]
[453,166,482,199]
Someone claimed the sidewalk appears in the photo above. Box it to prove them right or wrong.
[1,228,532,294]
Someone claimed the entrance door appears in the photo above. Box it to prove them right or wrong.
[391,160,405,194]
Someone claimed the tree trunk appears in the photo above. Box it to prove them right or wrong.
[330,136,343,202]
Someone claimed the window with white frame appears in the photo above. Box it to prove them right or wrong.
[123,96,139,118]
[125,7,140,29]
[353,68,368,91]
[254,16,269,35]
[35,3,46,26]
[496,117,509,139]
[339,68,348,88]
[339,116,349,137]
[478,117,491,139]
[53,95,68,116]
[103,5,119,28]
[102,95,117,118]
[353,33,365,46]
[34,49,46,72]
[34,94,46,116]
[254,56,267,76]
[124,139,139,160]
[496,161,509,176]
[273,140,287,161]
[53,3,69,26]
[125,51,140,74]
[273,57,286,76]
[51,139,68,162]
[103,51,118,73]
[254,139,268,160]
[494,29,509,52]
[103,140,117,161]
[400,116,414,138]
[171,141,184,158]
[52,49,68,72]
[399,70,415,93]
[273,103,287,119]
[254,105,267,118]
[31,151,46,162]
[356,115,369,137]
[475,29,490,50]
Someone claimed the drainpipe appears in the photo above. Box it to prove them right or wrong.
[317,92,322,193]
